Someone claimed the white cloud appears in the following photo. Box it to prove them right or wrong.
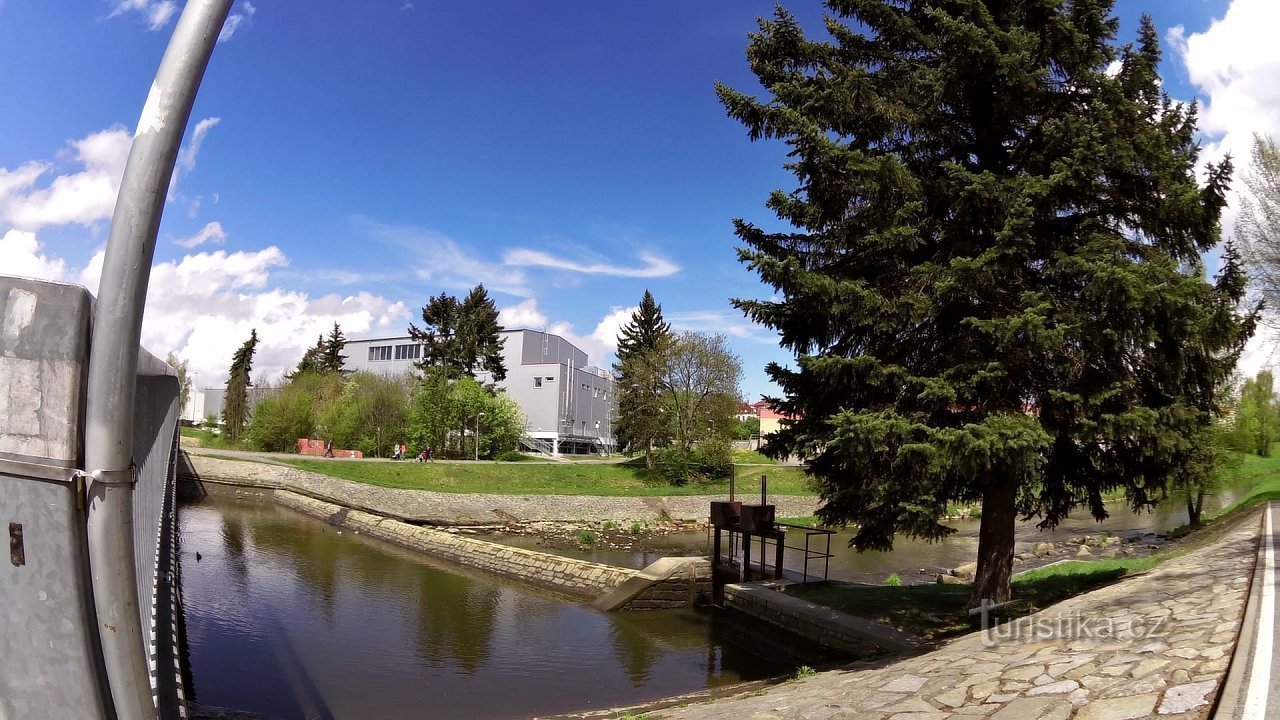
[669,309,776,344]
[178,118,220,175]
[497,298,633,368]
[356,217,532,297]
[0,126,131,231]
[503,248,680,278]
[72,245,409,388]
[173,221,226,248]
[218,1,256,42]
[0,229,69,281]
[109,0,177,31]
[497,298,547,329]
[1170,0,1280,240]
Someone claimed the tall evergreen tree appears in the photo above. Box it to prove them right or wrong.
[410,292,463,377]
[721,3,1253,606]
[223,328,260,444]
[322,322,349,375]
[409,285,507,383]
[457,284,507,382]
[289,334,327,379]
[613,290,674,467]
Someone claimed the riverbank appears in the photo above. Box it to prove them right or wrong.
[558,507,1262,720]
[179,450,821,525]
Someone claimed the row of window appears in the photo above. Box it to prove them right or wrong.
[368,344,421,362]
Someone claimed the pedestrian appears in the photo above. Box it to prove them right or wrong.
[417,449,427,463]
[426,444,434,462]
[324,440,334,458]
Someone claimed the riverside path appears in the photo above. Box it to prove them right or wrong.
[629,510,1262,720]
[1217,502,1278,720]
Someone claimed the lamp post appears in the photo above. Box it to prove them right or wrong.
[475,412,485,461]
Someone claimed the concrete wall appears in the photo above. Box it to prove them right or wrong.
[274,490,706,609]
[722,581,919,659]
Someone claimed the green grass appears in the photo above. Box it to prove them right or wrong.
[179,426,247,451]
[790,554,1166,641]
[278,457,817,497]
[733,450,776,464]
[777,515,825,528]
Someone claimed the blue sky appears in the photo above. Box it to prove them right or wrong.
[2,0,1273,396]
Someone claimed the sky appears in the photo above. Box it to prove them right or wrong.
[2,0,1278,398]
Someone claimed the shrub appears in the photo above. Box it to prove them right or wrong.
[578,529,597,546]
[885,573,902,587]
[495,450,525,462]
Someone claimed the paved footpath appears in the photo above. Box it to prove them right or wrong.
[650,511,1261,720]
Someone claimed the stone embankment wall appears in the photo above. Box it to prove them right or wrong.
[180,450,821,524]
[274,491,708,610]
[721,581,919,658]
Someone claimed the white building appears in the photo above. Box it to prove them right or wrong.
[343,329,615,455]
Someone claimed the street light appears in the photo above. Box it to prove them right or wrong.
[475,411,485,461]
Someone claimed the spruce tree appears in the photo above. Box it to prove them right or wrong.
[458,284,507,382]
[409,285,507,383]
[322,322,348,375]
[410,292,463,378]
[222,328,260,444]
[289,334,327,379]
[721,2,1252,606]
[614,290,674,467]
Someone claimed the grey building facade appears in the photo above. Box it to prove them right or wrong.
[344,329,615,455]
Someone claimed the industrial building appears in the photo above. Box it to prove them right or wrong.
[343,328,615,455]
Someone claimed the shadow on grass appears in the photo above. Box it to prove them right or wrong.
[788,560,1148,643]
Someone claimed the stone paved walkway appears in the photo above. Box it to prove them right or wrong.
[179,451,820,524]
[648,512,1261,720]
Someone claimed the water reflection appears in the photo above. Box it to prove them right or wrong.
[180,495,787,720]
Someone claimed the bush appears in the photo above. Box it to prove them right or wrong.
[885,573,902,587]
[495,450,526,462]
[690,436,734,477]
[578,529,597,545]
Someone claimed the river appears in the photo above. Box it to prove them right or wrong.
[483,491,1233,585]
[179,495,792,720]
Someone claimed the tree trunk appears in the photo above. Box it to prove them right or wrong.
[968,472,1019,610]
[1187,488,1204,529]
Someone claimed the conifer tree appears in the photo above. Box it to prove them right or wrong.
[614,290,674,466]
[409,285,506,383]
[458,284,507,382]
[322,322,348,375]
[289,334,327,379]
[721,2,1253,606]
[223,328,260,444]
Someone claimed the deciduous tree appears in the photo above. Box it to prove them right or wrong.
[722,2,1252,607]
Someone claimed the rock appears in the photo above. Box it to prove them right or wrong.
[1101,549,1119,558]
[938,573,969,585]
[953,562,978,580]
[1083,535,1100,547]
[1034,542,1055,557]
[1076,545,1093,558]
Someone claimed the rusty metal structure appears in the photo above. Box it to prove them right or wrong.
[709,472,834,585]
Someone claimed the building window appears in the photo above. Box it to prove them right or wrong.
[394,344,420,360]
[534,377,543,388]
[368,345,392,362]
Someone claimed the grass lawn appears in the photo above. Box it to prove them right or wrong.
[790,554,1165,642]
[279,457,817,497]
[732,449,776,465]
[179,426,246,452]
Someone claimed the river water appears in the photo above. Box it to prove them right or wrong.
[179,496,791,720]
[485,492,1231,585]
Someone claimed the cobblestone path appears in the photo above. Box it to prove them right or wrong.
[650,512,1260,720]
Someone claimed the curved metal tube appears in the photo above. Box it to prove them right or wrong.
[84,2,232,717]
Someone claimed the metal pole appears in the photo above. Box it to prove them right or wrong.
[84,2,232,718]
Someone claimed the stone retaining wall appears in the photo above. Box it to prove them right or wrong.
[180,450,821,524]
[722,581,919,658]
[274,490,706,609]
